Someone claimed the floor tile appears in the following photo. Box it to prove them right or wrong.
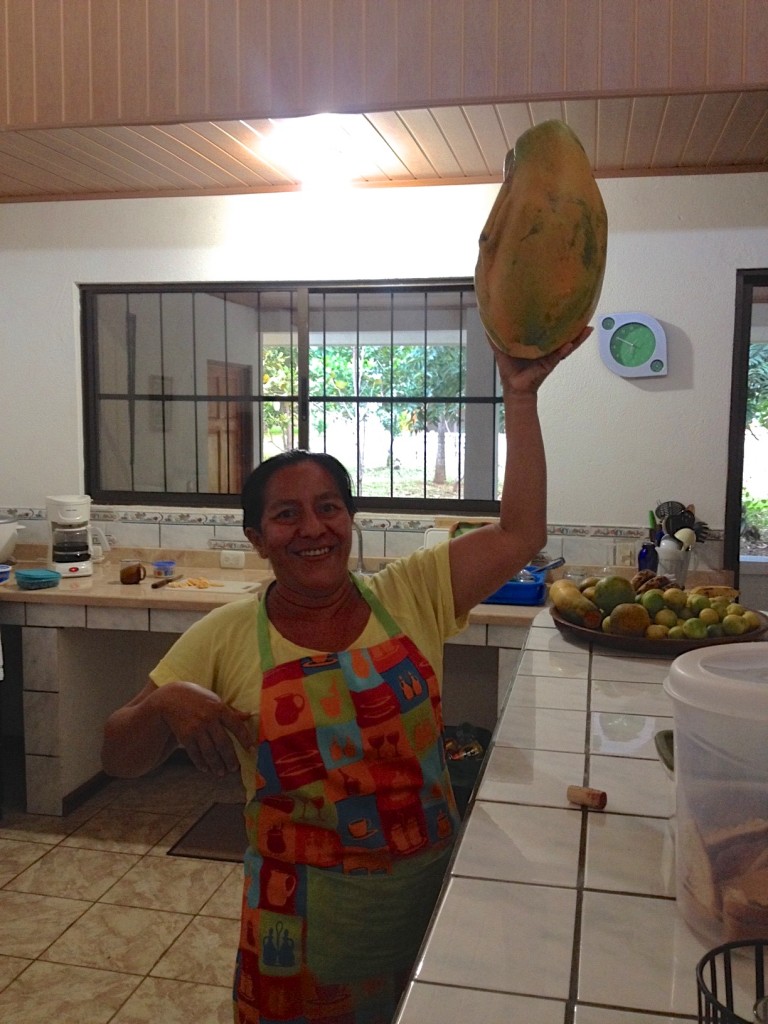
[417,876,576,998]
[0,954,32,991]
[452,802,581,887]
[477,745,585,808]
[0,837,50,885]
[101,854,235,914]
[396,980,566,1023]
[111,976,232,1023]
[0,891,90,958]
[584,814,675,896]
[198,866,242,920]
[40,902,191,974]
[62,807,175,855]
[0,959,140,1024]
[4,845,139,901]
[150,915,240,987]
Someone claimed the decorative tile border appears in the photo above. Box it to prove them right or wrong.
[0,506,724,544]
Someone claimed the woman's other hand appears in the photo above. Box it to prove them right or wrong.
[102,679,256,779]
[154,681,256,776]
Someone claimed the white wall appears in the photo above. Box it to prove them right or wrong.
[1,173,767,529]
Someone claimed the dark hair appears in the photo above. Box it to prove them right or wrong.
[242,450,357,532]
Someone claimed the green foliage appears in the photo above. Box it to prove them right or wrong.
[747,344,768,433]
[742,489,768,534]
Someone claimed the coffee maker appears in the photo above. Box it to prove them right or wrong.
[46,495,107,577]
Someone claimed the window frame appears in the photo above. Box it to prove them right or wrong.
[81,279,503,514]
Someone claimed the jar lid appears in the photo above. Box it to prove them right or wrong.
[664,644,768,718]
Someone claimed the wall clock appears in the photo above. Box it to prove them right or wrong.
[598,313,668,378]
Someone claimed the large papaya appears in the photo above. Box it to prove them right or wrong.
[475,120,607,358]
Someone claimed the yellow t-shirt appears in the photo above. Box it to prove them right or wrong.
[149,543,466,791]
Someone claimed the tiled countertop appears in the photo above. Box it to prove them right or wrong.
[394,607,757,1024]
[0,561,543,626]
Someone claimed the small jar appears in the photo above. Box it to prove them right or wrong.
[152,560,176,578]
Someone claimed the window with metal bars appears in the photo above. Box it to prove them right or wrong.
[80,281,505,512]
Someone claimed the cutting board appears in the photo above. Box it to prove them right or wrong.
[167,579,262,594]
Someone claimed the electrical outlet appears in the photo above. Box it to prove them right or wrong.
[220,549,245,569]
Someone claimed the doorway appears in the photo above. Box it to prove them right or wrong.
[725,271,768,607]
[207,361,254,494]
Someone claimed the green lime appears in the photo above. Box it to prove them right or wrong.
[683,617,708,640]
[668,626,685,640]
[706,623,724,638]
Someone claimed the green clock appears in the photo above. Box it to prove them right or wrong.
[598,313,668,378]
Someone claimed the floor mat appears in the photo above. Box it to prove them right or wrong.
[167,801,247,863]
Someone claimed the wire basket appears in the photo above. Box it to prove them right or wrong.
[697,940,768,1023]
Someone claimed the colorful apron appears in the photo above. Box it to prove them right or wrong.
[233,577,459,1024]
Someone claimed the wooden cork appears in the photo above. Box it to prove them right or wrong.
[567,785,607,810]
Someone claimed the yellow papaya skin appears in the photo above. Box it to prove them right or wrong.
[475,120,608,359]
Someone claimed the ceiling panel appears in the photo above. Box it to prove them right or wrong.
[1,91,767,203]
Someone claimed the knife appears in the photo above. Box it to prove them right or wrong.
[151,574,184,589]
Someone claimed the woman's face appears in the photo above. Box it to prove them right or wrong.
[245,461,354,596]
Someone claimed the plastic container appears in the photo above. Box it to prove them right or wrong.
[664,645,768,946]
[483,569,547,605]
[0,563,11,584]
[152,560,176,578]
[14,568,62,590]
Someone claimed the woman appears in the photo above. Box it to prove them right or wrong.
[101,331,588,1024]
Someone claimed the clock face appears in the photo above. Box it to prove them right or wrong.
[598,313,668,378]
[609,322,657,366]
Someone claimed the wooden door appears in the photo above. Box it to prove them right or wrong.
[207,361,254,493]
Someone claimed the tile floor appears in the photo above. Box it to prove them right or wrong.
[0,756,245,1023]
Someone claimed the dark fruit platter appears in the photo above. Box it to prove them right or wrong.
[550,607,768,656]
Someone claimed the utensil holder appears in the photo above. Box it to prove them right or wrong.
[697,940,768,1023]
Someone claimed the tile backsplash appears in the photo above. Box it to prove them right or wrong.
[1,504,724,573]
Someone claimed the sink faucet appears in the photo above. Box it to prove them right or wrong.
[353,521,365,574]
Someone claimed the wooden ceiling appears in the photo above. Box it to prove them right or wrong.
[1,89,767,202]
[1,1,767,203]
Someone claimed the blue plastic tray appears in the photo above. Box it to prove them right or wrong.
[483,569,547,606]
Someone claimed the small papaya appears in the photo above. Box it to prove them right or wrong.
[475,119,608,359]
[549,581,603,630]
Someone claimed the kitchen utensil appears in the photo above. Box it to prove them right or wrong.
[693,520,710,543]
[674,527,697,550]
[514,556,565,581]
[663,509,696,536]
[655,500,686,521]
[151,574,184,589]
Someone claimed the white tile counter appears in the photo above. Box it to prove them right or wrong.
[0,564,543,815]
[394,608,759,1024]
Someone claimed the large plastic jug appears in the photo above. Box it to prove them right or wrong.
[663,644,768,946]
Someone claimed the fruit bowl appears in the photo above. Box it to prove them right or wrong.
[550,607,768,656]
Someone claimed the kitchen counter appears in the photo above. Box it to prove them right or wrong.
[395,610,766,1024]
[0,561,542,816]
[0,560,541,626]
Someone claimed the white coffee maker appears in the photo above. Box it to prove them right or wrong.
[46,495,108,577]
